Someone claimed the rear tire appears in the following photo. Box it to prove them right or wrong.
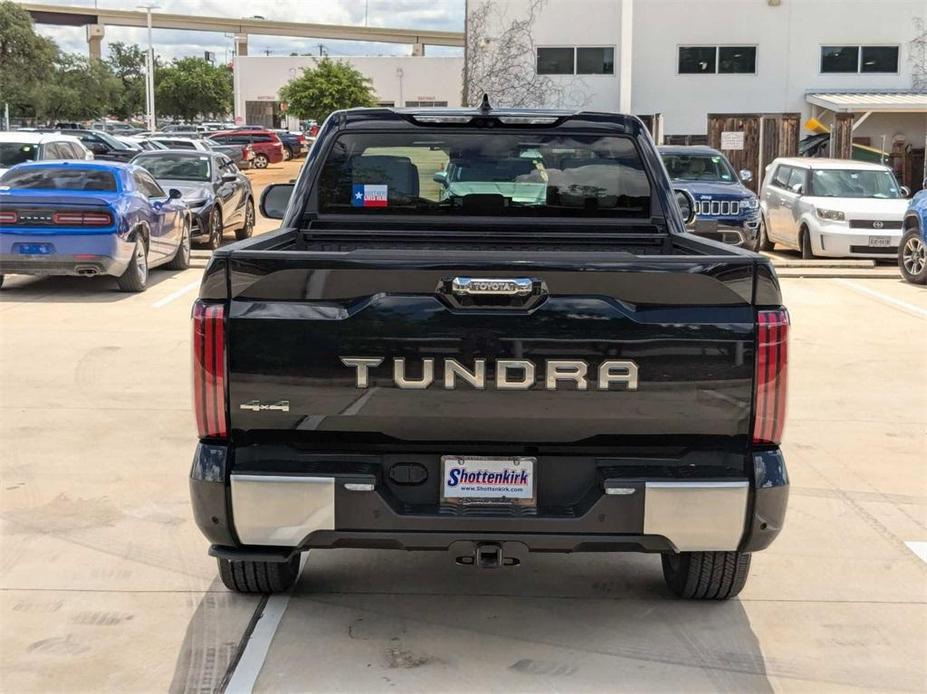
[217,555,300,594]
[661,551,751,600]
[898,229,927,284]
[116,237,148,293]
[253,153,269,169]
[235,199,255,241]
[166,220,191,270]
[800,227,815,259]
[754,216,774,252]
[282,147,293,161]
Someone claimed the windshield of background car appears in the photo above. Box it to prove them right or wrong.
[0,143,40,167]
[0,167,117,191]
[661,154,735,182]
[134,155,211,181]
[808,169,903,199]
[317,132,651,217]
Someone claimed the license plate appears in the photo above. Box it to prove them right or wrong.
[869,236,891,247]
[15,243,54,255]
[441,456,535,501]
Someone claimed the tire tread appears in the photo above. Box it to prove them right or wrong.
[217,555,300,594]
[662,550,751,600]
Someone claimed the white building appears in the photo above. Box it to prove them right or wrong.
[234,55,463,129]
[468,0,927,147]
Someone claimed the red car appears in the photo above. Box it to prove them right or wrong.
[210,129,285,169]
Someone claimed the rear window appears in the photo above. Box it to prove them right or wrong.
[0,167,117,191]
[0,142,39,167]
[317,132,651,218]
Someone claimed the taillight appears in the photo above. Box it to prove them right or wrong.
[243,145,254,159]
[753,308,789,445]
[0,210,17,224]
[193,301,228,439]
[52,211,112,226]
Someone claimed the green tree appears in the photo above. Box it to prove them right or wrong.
[107,42,148,120]
[0,0,57,117]
[278,57,376,123]
[156,57,232,121]
[34,53,121,121]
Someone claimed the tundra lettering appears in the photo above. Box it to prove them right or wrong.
[339,357,639,391]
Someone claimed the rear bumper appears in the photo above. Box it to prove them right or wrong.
[191,444,788,558]
[0,232,131,277]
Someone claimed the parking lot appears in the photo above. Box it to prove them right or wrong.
[0,159,924,693]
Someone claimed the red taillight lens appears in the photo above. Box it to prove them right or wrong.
[0,210,17,224]
[193,301,228,439]
[753,308,789,445]
[52,211,112,226]
[243,145,254,159]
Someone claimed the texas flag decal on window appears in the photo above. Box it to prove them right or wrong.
[352,184,388,207]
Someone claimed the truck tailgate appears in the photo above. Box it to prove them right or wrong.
[224,250,757,445]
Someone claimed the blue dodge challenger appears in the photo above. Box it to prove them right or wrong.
[0,160,190,292]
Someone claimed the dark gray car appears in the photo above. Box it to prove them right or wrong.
[131,150,255,250]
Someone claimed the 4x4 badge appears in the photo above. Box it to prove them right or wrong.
[239,400,290,412]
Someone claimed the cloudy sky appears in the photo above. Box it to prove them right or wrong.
[29,0,465,62]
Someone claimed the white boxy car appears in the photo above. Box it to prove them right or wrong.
[757,158,910,259]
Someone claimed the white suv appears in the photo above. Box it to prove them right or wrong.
[0,131,92,177]
[757,158,909,259]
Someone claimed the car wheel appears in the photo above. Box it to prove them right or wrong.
[206,208,223,251]
[0,275,4,290]
[166,219,191,270]
[235,199,255,240]
[253,153,269,169]
[116,236,148,293]
[898,229,927,284]
[661,551,751,600]
[754,216,774,252]
[800,227,815,259]
[282,147,293,162]
[217,554,300,593]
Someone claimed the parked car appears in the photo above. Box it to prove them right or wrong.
[758,158,909,258]
[209,129,285,168]
[131,150,254,250]
[272,129,308,160]
[659,145,761,248]
[115,136,167,152]
[0,161,190,291]
[899,184,927,284]
[160,124,207,134]
[0,132,92,177]
[146,136,252,170]
[52,129,138,163]
[203,137,254,170]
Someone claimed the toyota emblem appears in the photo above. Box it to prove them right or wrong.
[873,220,884,229]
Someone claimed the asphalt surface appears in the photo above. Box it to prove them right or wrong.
[1,159,925,692]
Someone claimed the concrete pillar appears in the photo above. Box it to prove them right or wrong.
[412,42,425,56]
[234,33,248,58]
[617,0,633,113]
[86,23,105,61]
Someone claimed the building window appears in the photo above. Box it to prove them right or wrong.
[718,46,756,73]
[679,46,717,74]
[537,47,574,75]
[577,47,614,74]
[679,46,755,74]
[861,46,899,73]
[821,46,898,73]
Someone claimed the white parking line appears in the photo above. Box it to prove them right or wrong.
[224,555,307,694]
[151,279,201,308]
[905,541,927,564]
[834,279,927,320]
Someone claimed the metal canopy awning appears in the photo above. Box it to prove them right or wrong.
[806,91,927,113]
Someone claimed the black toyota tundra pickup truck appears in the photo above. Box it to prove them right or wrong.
[189,105,789,600]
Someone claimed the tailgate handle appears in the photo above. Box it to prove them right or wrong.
[440,277,546,310]
[450,277,535,296]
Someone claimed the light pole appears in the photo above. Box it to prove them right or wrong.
[138,5,158,131]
